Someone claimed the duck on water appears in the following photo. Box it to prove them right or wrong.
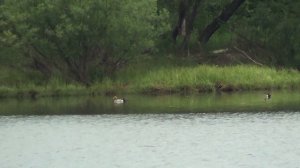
[265,93,271,101]
[113,96,126,104]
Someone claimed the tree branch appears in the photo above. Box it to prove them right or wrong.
[233,46,264,66]
[199,0,245,44]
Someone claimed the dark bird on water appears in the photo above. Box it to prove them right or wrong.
[265,93,271,100]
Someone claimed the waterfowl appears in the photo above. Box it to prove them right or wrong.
[113,96,126,104]
[264,93,271,100]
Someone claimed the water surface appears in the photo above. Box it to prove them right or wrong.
[0,90,300,115]
[1,113,300,168]
[1,91,300,168]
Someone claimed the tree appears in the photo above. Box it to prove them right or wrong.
[232,0,300,67]
[0,0,165,84]
[158,0,245,48]
[199,0,245,44]
[158,0,202,45]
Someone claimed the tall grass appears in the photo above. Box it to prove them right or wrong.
[0,78,88,98]
[134,65,300,93]
[0,63,300,97]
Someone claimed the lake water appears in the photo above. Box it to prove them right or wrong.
[1,91,300,168]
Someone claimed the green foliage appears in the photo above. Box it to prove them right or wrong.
[232,0,300,67]
[0,0,300,89]
[157,0,300,68]
[0,0,167,83]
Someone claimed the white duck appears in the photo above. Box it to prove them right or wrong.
[113,96,126,104]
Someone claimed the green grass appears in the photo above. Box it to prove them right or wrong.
[0,62,300,98]
[130,65,300,93]
[0,83,88,98]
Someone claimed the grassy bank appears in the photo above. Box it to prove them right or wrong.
[0,64,299,98]
[132,65,300,93]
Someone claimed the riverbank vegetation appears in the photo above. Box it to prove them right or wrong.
[0,0,299,98]
[1,62,300,98]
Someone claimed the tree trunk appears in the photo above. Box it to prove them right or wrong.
[172,0,188,42]
[182,0,202,49]
[199,0,245,44]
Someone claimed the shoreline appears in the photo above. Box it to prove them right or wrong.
[1,65,299,98]
[0,85,299,99]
